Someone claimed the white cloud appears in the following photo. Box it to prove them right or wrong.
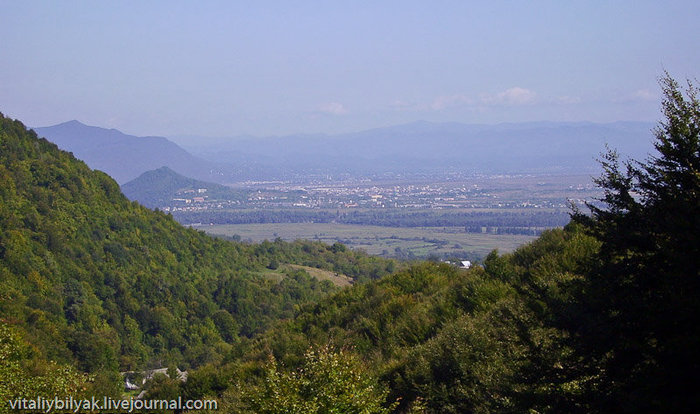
[430,94,473,111]
[482,87,537,106]
[318,102,348,115]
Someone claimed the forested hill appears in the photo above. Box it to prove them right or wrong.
[0,114,395,388]
[212,226,602,413]
[121,166,248,208]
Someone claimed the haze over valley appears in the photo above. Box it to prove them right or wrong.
[37,119,655,184]
[34,118,654,260]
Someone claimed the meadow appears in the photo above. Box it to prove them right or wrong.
[197,222,537,260]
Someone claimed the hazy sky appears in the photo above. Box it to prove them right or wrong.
[1,1,698,138]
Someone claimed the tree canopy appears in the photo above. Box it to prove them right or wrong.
[572,73,700,411]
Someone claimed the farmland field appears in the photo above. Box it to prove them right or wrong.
[195,222,538,260]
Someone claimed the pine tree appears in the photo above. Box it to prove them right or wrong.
[574,73,700,412]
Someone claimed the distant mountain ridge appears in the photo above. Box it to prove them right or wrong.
[36,119,657,183]
[186,120,657,176]
[34,120,221,184]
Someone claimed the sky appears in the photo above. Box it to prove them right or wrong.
[1,1,699,139]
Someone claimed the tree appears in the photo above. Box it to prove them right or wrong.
[0,322,90,411]
[230,346,396,414]
[573,73,700,412]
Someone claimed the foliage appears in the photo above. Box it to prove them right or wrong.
[229,345,396,414]
[0,322,91,413]
[190,224,597,413]
[571,73,700,411]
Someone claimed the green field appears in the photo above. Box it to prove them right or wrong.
[196,223,538,260]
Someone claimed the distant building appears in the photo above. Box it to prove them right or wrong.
[142,367,188,383]
[125,378,139,391]
[443,260,473,270]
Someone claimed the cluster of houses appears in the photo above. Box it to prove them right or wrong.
[443,260,472,269]
[172,188,209,204]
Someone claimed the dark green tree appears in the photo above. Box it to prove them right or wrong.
[573,74,700,412]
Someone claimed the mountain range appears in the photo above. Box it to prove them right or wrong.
[34,120,220,184]
[36,119,657,185]
[184,120,657,175]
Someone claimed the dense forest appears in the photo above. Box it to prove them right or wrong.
[1,74,698,412]
[0,115,395,406]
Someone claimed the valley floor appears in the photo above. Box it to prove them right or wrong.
[196,222,537,260]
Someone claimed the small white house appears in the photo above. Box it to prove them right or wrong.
[125,378,139,391]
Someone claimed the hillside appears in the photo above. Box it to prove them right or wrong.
[180,227,600,412]
[0,113,396,383]
[121,166,248,209]
[34,120,222,184]
[146,77,699,413]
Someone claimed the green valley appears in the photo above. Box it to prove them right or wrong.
[0,113,395,403]
[1,74,698,413]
